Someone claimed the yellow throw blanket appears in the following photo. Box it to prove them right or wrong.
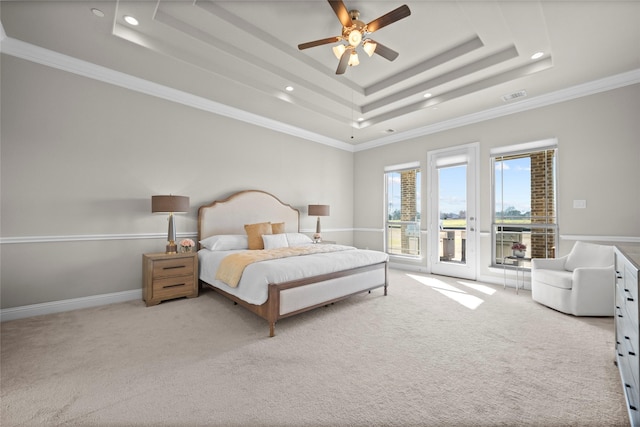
[215,244,348,287]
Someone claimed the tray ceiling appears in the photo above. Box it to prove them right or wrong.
[1,1,639,151]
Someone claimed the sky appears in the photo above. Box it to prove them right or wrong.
[494,157,531,214]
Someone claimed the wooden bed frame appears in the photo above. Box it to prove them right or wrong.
[197,190,388,337]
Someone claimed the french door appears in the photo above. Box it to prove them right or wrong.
[427,143,479,280]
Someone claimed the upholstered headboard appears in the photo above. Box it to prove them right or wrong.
[198,190,300,243]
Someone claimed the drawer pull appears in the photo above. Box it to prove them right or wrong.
[163,283,186,289]
[163,265,186,270]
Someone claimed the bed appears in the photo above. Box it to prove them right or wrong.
[197,190,389,337]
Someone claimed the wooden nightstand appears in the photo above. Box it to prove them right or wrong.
[143,252,198,306]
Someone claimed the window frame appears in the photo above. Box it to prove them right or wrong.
[384,162,422,258]
[490,139,558,268]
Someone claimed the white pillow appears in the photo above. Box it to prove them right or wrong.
[285,233,313,247]
[199,235,248,251]
[262,233,289,249]
[564,241,614,271]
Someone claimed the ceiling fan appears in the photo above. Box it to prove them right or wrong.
[298,1,411,75]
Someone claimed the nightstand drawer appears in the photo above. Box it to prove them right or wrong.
[152,257,194,278]
[152,275,194,299]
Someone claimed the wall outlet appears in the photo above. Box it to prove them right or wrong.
[573,199,587,209]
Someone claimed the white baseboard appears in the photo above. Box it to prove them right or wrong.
[0,289,142,322]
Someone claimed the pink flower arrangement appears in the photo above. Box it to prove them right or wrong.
[180,238,195,248]
[511,242,527,251]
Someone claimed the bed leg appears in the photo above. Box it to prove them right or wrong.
[269,322,275,338]
[384,262,389,296]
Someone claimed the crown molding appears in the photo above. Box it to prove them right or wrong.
[0,35,355,152]
[2,34,638,154]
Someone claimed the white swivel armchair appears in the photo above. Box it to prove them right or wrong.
[531,241,615,316]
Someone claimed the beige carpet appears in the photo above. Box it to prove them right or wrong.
[1,269,629,426]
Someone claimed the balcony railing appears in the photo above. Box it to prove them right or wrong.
[493,224,557,268]
[386,221,420,256]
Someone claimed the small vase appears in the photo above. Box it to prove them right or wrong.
[181,246,192,253]
[513,250,525,258]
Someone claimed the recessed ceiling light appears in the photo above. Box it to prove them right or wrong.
[123,15,139,26]
[531,51,544,60]
[285,86,294,92]
[91,8,105,18]
[423,93,432,98]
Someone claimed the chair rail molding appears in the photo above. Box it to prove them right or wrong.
[0,232,198,244]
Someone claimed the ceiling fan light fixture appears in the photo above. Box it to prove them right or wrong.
[348,30,362,47]
[363,40,377,57]
[297,2,411,74]
[348,51,359,67]
[333,44,346,60]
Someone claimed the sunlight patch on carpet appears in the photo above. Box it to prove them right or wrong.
[456,280,497,296]
[406,274,484,309]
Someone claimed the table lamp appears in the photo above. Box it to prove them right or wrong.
[308,204,330,242]
[152,195,189,253]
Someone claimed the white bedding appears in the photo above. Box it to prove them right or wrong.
[198,244,388,305]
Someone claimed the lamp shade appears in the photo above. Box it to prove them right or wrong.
[308,204,330,216]
[152,195,189,213]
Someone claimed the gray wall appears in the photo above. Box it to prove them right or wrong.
[353,83,640,279]
[0,55,354,309]
[2,52,639,310]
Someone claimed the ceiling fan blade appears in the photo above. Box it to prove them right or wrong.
[298,36,341,50]
[328,0,353,28]
[368,40,399,61]
[366,4,411,33]
[336,49,350,75]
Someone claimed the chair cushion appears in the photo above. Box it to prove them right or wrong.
[534,269,574,290]
[565,241,614,271]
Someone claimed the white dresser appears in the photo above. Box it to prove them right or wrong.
[615,246,640,426]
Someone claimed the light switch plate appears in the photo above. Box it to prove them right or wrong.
[573,200,587,209]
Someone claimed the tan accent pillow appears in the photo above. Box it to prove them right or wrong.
[271,222,285,234]
[244,222,272,250]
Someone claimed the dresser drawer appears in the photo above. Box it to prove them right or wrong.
[618,283,626,319]
[617,265,638,329]
[624,379,640,414]
[624,328,640,387]
[152,257,194,278]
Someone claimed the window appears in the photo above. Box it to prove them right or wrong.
[491,140,557,267]
[385,163,421,257]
